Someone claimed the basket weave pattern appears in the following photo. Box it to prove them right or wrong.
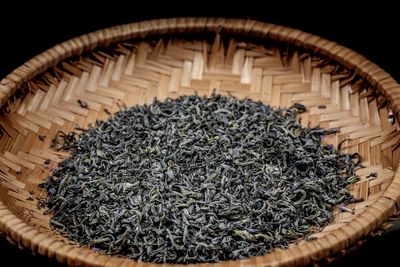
[0,18,400,266]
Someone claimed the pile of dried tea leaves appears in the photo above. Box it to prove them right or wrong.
[41,93,360,263]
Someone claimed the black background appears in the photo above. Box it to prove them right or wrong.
[0,2,399,266]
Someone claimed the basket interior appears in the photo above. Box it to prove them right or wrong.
[0,27,399,265]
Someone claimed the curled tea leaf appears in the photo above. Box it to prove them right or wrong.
[42,94,357,263]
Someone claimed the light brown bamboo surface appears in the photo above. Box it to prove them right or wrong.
[0,18,400,267]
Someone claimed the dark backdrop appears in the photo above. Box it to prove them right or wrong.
[0,3,399,266]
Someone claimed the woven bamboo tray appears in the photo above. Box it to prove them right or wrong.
[0,17,400,267]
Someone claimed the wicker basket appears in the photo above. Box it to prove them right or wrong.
[0,17,400,267]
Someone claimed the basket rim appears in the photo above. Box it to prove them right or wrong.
[0,17,400,267]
